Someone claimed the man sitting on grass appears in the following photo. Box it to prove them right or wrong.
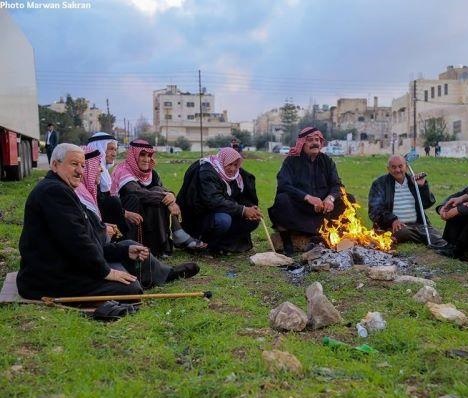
[17,143,199,301]
[436,187,468,260]
[368,155,446,247]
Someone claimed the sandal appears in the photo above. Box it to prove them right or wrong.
[174,237,207,251]
[92,300,136,322]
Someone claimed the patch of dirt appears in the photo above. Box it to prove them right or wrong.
[237,327,274,338]
[187,276,215,286]
[208,300,252,317]
[231,347,247,360]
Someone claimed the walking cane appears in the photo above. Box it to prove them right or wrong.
[405,161,432,246]
[42,291,212,305]
[261,217,276,253]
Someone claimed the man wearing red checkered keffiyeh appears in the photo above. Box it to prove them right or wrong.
[111,140,206,256]
[75,149,103,219]
[269,126,351,256]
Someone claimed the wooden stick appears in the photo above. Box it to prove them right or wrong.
[261,217,276,253]
[42,291,212,304]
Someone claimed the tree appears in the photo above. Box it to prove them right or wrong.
[135,115,153,135]
[98,113,116,134]
[137,131,156,146]
[156,133,166,146]
[206,134,232,148]
[298,111,329,138]
[174,136,191,151]
[232,128,252,146]
[65,94,87,128]
[280,101,299,145]
[421,117,453,147]
[254,133,269,150]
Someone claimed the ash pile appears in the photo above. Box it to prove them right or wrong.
[286,240,413,283]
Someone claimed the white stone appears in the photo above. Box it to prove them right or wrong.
[361,311,387,332]
[269,302,308,332]
[412,286,442,304]
[426,302,467,326]
[305,282,343,329]
[367,265,397,281]
[394,275,436,287]
[262,350,303,374]
[249,252,294,267]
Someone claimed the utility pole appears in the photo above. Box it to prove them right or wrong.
[124,117,127,144]
[413,80,417,149]
[106,98,110,115]
[198,69,204,158]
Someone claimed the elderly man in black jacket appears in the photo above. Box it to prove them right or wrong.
[368,155,445,247]
[17,143,151,300]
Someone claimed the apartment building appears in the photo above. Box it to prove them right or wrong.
[152,85,233,143]
[47,97,103,132]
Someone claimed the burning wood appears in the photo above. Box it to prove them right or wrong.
[320,187,393,251]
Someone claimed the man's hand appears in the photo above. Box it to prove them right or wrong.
[168,202,181,217]
[440,207,459,221]
[323,197,335,213]
[391,219,406,233]
[304,195,324,213]
[128,245,149,261]
[105,268,137,285]
[162,192,176,206]
[243,206,262,221]
[442,195,466,212]
[105,223,118,238]
[124,210,143,225]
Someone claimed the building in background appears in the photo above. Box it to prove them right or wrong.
[47,97,103,132]
[152,85,233,145]
[392,65,468,143]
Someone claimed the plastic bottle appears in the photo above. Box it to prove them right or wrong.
[322,336,350,348]
[356,323,368,338]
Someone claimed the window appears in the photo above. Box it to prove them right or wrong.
[165,114,172,120]
[187,115,195,120]
[444,83,448,95]
[438,85,441,97]
[358,116,365,122]
[424,90,428,101]
[431,87,435,98]
[202,102,210,108]
[453,120,462,135]
[186,102,195,107]
[163,101,172,107]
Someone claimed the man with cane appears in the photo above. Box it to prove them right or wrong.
[368,155,446,247]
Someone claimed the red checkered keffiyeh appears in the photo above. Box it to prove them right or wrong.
[288,126,325,156]
[110,140,155,196]
[75,149,102,218]
[203,147,244,194]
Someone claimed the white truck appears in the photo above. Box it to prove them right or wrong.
[0,10,40,180]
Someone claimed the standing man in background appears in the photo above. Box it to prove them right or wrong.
[45,123,58,164]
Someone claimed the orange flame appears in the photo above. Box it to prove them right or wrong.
[319,187,393,251]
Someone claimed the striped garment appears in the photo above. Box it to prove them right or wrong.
[392,177,417,223]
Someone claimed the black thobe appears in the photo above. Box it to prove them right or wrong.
[17,171,142,300]
[268,152,342,234]
[177,161,259,252]
[97,190,129,237]
[118,170,173,256]
[437,187,468,255]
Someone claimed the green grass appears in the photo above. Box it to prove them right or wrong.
[0,154,467,397]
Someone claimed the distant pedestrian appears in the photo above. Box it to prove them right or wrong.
[435,143,441,157]
[424,145,430,156]
[45,123,58,164]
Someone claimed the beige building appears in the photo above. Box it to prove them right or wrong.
[152,85,233,144]
[47,97,103,132]
[391,65,468,143]
[253,106,307,141]
[332,97,392,142]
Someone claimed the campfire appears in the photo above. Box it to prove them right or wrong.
[319,187,393,252]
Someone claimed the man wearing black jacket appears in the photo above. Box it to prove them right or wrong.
[368,155,445,247]
[17,143,145,300]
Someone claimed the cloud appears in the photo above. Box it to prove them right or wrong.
[125,0,185,17]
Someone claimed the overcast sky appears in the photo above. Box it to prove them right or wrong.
[8,0,468,128]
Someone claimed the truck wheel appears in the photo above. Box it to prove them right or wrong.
[25,141,32,176]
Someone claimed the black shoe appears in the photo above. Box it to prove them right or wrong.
[166,262,200,282]
[283,244,294,258]
[279,231,294,257]
[436,244,457,258]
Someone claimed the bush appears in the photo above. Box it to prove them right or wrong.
[174,136,191,151]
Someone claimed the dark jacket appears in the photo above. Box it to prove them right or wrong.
[177,161,258,236]
[46,130,58,148]
[17,171,127,299]
[276,152,342,202]
[368,173,435,230]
